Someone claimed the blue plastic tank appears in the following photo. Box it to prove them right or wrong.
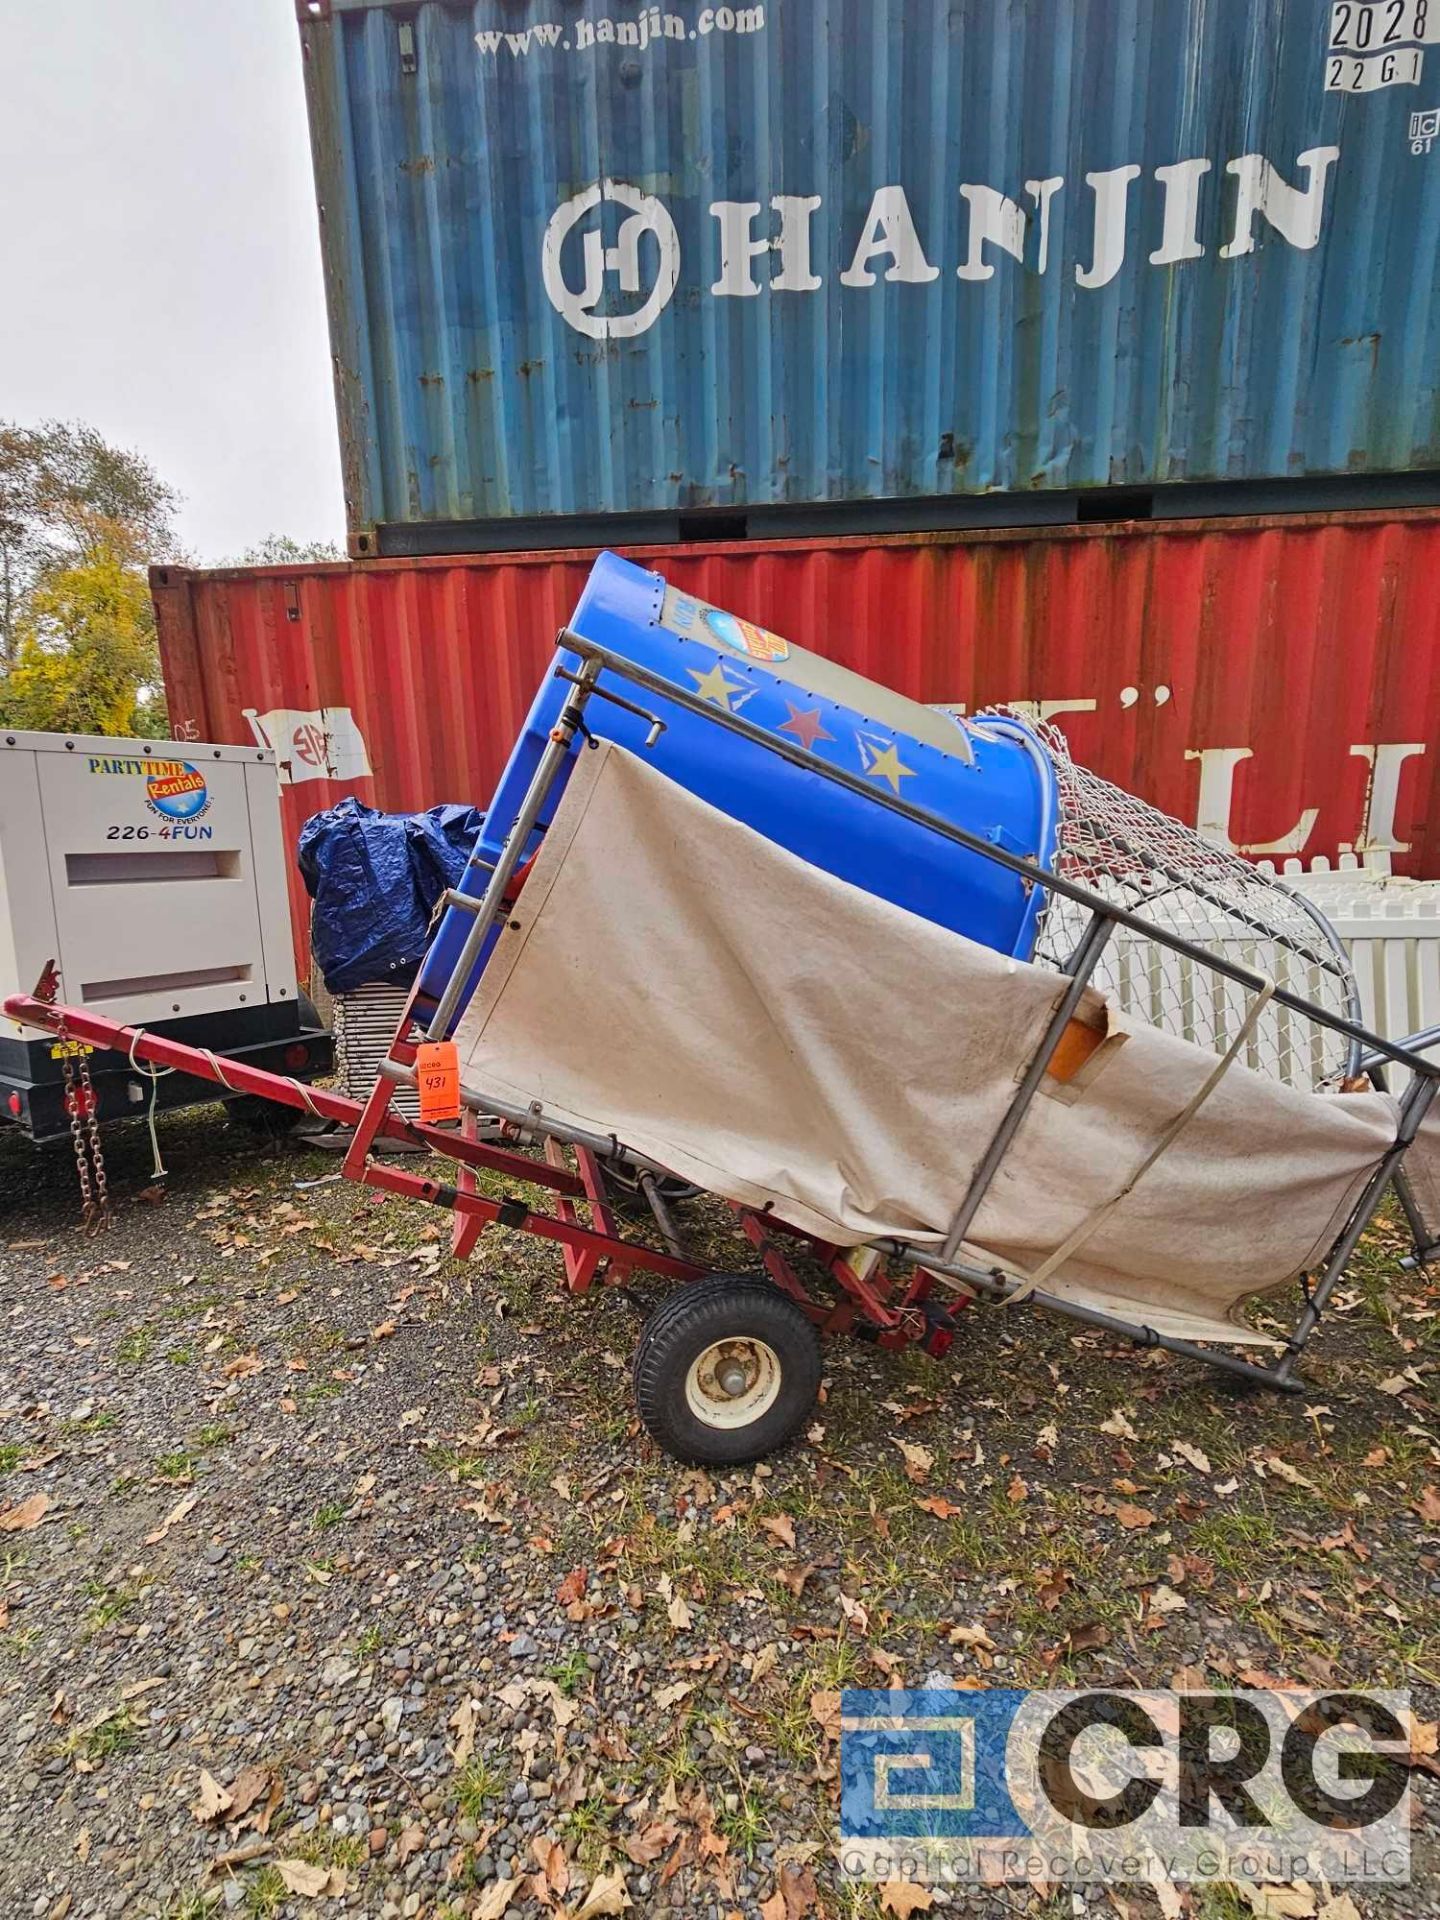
[416,552,1058,1030]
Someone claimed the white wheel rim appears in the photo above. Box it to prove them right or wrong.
[683,1337,782,1430]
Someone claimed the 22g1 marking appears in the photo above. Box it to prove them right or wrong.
[1326,46,1424,89]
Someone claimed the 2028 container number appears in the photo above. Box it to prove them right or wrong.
[1330,0,1437,49]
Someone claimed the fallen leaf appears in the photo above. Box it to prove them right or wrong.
[476,1878,521,1920]
[1061,1621,1110,1656]
[557,1565,589,1608]
[0,1493,51,1532]
[624,1821,679,1865]
[776,1861,819,1917]
[1413,1485,1440,1525]
[758,1513,796,1550]
[1169,1439,1212,1474]
[656,1573,693,1631]
[1114,1503,1156,1531]
[880,1883,936,1916]
[397,1823,425,1864]
[915,1496,964,1519]
[191,1770,233,1823]
[398,1407,424,1428]
[891,1439,934,1484]
[574,1868,632,1917]
[1099,1408,1138,1439]
[531,1835,570,1901]
[226,1765,274,1823]
[448,1696,478,1770]
[839,1592,870,1635]
[1146,1583,1189,1617]
[145,1490,200,1545]
[810,1690,841,1741]
[275,1858,337,1897]
[654,1681,693,1713]
[1006,1473,1029,1503]
[947,1623,996,1650]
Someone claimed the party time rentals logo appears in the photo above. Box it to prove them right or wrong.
[840,1688,1413,1887]
[143,760,210,823]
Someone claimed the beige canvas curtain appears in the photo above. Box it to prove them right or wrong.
[454,743,1401,1347]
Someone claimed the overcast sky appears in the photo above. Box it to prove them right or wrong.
[0,0,346,564]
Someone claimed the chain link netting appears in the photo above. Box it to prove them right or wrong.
[1013,720,1360,1092]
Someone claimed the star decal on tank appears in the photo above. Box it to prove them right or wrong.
[776,703,835,752]
[856,734,916,794]
[687,660,753,711]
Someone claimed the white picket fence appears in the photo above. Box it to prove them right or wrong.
[1258,857,1440,1059]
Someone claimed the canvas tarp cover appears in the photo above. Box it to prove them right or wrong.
[454,744,1400,1346]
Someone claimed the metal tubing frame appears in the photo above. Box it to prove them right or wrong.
[938,910,1115,1262]
[423,658,602,1043]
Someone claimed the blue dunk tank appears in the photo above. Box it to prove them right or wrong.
[415,550,1059,1031]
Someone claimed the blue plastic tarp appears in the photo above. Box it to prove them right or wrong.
[297,797,484,995]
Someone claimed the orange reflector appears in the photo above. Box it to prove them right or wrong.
[1045,1017,1107,1085]
[415,1041,461,1123]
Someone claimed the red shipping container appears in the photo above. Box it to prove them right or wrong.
[152,511,1440,984]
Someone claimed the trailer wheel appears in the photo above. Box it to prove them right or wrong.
[633,1276,821,1466]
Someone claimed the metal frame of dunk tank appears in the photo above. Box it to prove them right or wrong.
[9,626,1440,1393]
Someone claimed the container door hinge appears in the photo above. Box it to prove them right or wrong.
[397,19,418,75]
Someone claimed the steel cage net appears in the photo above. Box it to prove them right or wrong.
[1017,720,1361,1092]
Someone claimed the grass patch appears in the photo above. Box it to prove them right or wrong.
[243,1867,285,1918]
[66,1409,118,1436]
[312,1500,348,1530]
[115,1328,154,1366]
[0,1443,23,1474]
[1188,1508,1282,1582]
[155,1451,197,1484]
[547,1648,591,1697]
[194,1422,233,1449]
[455,1753,508,1821]
[83,1577,139,1630]
[66,1706,140,1762]
[714,1772,771,1858]
[289,1828,366,1870]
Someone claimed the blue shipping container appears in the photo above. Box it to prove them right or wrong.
[299,0,1440,547]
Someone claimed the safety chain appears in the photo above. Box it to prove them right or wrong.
[58,1027,110,1233]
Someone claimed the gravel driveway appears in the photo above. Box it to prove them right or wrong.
[1,1108,1436,1920]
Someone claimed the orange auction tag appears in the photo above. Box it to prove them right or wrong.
[415,1041,461,1123]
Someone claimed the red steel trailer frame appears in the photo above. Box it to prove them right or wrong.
[3,969,958,1358]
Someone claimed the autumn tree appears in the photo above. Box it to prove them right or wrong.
[0,421,178,735]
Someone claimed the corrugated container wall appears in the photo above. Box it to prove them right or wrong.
[153,513,1440,982]
[299,0,1440,552]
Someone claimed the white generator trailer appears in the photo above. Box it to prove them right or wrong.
[0,730,331,1144]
